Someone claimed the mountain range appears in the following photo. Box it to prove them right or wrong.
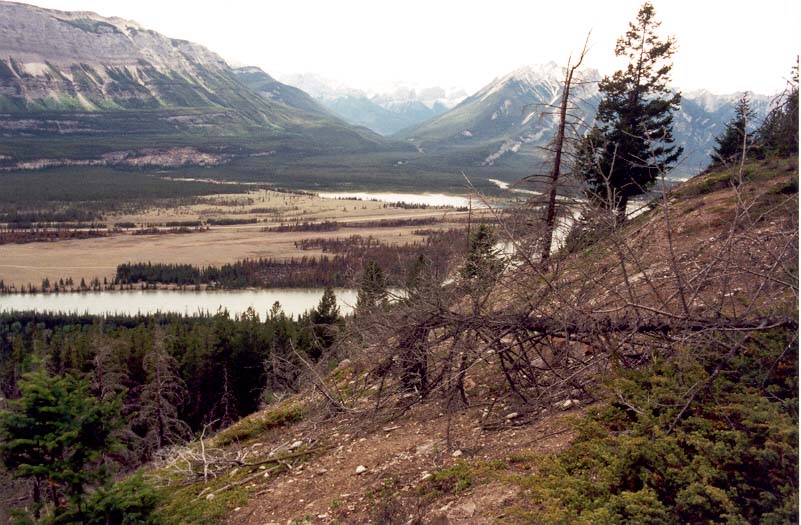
[278,73,468,136]
[397,63,771,176]
[0,0,389,172]
[277,65,772,178]
[0,0,775,185]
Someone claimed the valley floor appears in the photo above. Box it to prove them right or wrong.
[0,189,481,289]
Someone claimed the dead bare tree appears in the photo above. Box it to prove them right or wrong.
[541,33,591,261]
[137,329,192,458]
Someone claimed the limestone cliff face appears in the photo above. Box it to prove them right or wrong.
[0,1,239,111]
[0,1,386,162]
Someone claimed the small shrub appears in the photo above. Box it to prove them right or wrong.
[513,328,798,524]
[81,474,161,525]
[428,462,474,494]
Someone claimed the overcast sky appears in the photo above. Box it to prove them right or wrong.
[20,0,801,95]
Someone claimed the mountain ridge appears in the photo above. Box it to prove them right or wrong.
[394,63,774,176]
[0,0,387,163]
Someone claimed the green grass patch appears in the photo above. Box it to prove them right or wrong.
[154,470,249,525]
[418,459,508,500]
[213,402,304,447]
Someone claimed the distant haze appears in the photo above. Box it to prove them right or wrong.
[17,0,800,95]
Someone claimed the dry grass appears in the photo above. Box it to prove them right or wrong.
[0,190,479,288]
[110,189,416,225]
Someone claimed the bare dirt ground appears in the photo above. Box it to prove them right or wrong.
[219,401,579,525]
[0,190,475,288]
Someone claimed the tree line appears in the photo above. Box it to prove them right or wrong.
[115,229,466,289]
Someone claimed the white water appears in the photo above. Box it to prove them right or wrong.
[0,289,360,318]
[487,178,542,196]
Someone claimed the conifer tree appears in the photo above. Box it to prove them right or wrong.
[405,253,436,303]
[265,302,301,394]
[91,329,128,403]
[355,260,388,313]
[137,332,191,457]
[309,287,340,360]
[313,287,340,326]
[461,224,501,281]
[578,2,682,223]
[711,93,757,164]
[0,369,121,516]
[758,60,799,157]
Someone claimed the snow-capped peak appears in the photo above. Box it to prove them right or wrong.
[506,62,564,84]
[477,62,563,102]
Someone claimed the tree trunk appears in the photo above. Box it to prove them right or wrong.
[541,35,589,261]
[616,194,629,225]
[541,66,572,261]
[32,478,41,519]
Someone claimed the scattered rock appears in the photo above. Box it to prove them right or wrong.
[428,512,449,525]
[448,500,477,519]
[452,449,463,457]
[355,465,367,474]
[559,399,580,410]
[505,412,520,420]
[289,440,304,450]
[416,440,437,455]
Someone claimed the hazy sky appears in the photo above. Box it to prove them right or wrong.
[20,0,800,94]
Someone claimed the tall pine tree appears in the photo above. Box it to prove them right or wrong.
[460,224,501,281]
[711,93,757,164]
[137,330,191,458]
[578,2,682,223]
[308,287,341,360]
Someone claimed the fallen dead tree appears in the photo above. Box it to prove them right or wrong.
[338,157,798,433]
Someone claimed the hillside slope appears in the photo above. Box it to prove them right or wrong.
[144,157,798,524]
[231,66,331,117]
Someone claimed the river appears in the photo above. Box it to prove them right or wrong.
[0,288,362,318]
